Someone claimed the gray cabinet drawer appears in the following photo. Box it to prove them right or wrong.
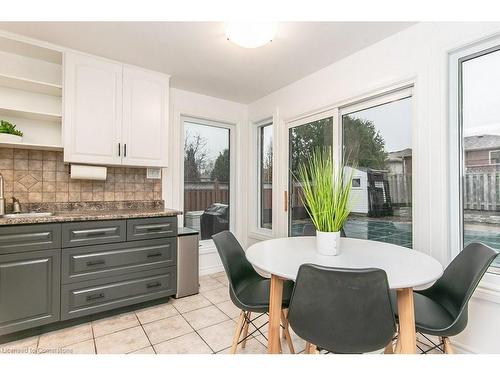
[127,217,177,241]
[62,220,126,248]
[0,224,61,255]
[61,267,176,320]
[0,249,61,335]
[62,238,177,284]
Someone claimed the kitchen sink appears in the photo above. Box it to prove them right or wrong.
[2,212,54,219]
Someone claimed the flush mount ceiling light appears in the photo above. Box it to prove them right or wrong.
[225,22,277,48]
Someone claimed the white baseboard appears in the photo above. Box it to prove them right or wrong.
[200,264,224,276]
[199,245,223,276]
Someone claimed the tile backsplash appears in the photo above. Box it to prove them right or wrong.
[0,147,162,207]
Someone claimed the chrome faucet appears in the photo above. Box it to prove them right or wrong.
[0,174,4,216]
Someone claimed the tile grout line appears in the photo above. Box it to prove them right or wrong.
[172,303,216,354]
[132,309,157,354]
[90,321,98,354]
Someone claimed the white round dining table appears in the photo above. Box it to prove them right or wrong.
[246,236,444,354]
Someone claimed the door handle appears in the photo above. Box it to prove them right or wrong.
[284,191,288,212]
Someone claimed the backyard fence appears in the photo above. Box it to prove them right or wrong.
[464,172,500,211]
[387,174,412,206]
[184,181,229,212]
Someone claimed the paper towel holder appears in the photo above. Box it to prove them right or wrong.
[70,164,108,181]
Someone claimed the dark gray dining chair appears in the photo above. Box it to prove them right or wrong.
[287,264,396,354]
[212,230,295,354]
[391,242,498,354]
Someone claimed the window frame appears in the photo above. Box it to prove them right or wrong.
[489,149,500,165]
[449,35,500,275]
[180,115,236,249]
[338,87,415,247]
[257,119,274,233]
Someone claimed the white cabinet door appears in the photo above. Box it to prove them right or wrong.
[121,67,169,167]
[63,52,122,165]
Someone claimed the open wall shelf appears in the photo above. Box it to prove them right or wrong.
[0,73,62,96]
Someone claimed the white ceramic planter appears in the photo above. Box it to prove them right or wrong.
[316,230,341,256]
[0,133,23,143]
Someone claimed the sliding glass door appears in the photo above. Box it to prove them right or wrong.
[288,116,333,236]
[183,117,232,242]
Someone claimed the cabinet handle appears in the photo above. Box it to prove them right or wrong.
[146,252,163,258]
[146,282,162,289]
[86,292,105,302]
[118,143,121,156]
[136,224,169,233]
[86,259,105,267]
[124,144,127,157]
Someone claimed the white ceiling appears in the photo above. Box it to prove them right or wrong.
[0,22,415,103]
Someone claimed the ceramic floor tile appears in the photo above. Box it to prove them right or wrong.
[199,276,225,292]
[197,319,237,352]
[201,287,230,304]
[182,305,229,330]
[135,303,179,324]
[95,326,150,354]
[38,323,93,350]
[0,336,38,354]
[154,332,213,354]
[210,271,226,278]
[129,346,156,354]
[172,293,212,313]
[218,338,267,354]
[215,300,241,319]
[142,315,194,345]
[63,339,96,354]
[92,312,140,337]
[215,276,228,286]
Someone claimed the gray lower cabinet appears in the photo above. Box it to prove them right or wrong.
[61,237,177,284]
[0,216,178,337]
[61,267,176,320]
[0,249,61,336]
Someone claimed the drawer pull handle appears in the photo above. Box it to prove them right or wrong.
[147,252,163,258]
[86,259,105,267]
[86,293,105,301]
[136,224,170,233]
[73,228,117,238]
[146,282,162,289]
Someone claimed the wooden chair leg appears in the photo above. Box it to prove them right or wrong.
[282,309,289,339]
[394,337,402,354]
[281,310,295,354]
[304,342,311,354]
[230,310,246,354]
[241,312,251,349]
[384,342,394,354]
[442,337,454,354]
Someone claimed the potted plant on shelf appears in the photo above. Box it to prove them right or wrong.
[296,147,353,256]
[0,120,23,143]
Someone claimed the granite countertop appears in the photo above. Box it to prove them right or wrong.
[0,208,182,226]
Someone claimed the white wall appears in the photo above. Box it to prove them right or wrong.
[248,22,500,353]
[164,87,248,275]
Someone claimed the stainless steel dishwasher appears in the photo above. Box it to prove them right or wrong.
[176,227,200,298]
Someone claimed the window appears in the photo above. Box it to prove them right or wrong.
[341,92,413,248]
[489,150,500,165]
[183,118,231,240]
[459,45,500,268]
[259,123,273,230]
[289,116,333,236]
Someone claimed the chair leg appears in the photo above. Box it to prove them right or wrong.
[281,310,295,354]
[442,337,454,354]
[304,342,311,354]
[241,312,251,349]
[384,342,394,354]
[282,309,289,339]
[230,310,246,354]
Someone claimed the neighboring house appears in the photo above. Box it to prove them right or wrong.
[387,148,412,175]
[464,134,500,172]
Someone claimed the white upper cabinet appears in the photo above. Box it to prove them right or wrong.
[122,67,169,167]
[63,52,170,167]
[63,52,122,165]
